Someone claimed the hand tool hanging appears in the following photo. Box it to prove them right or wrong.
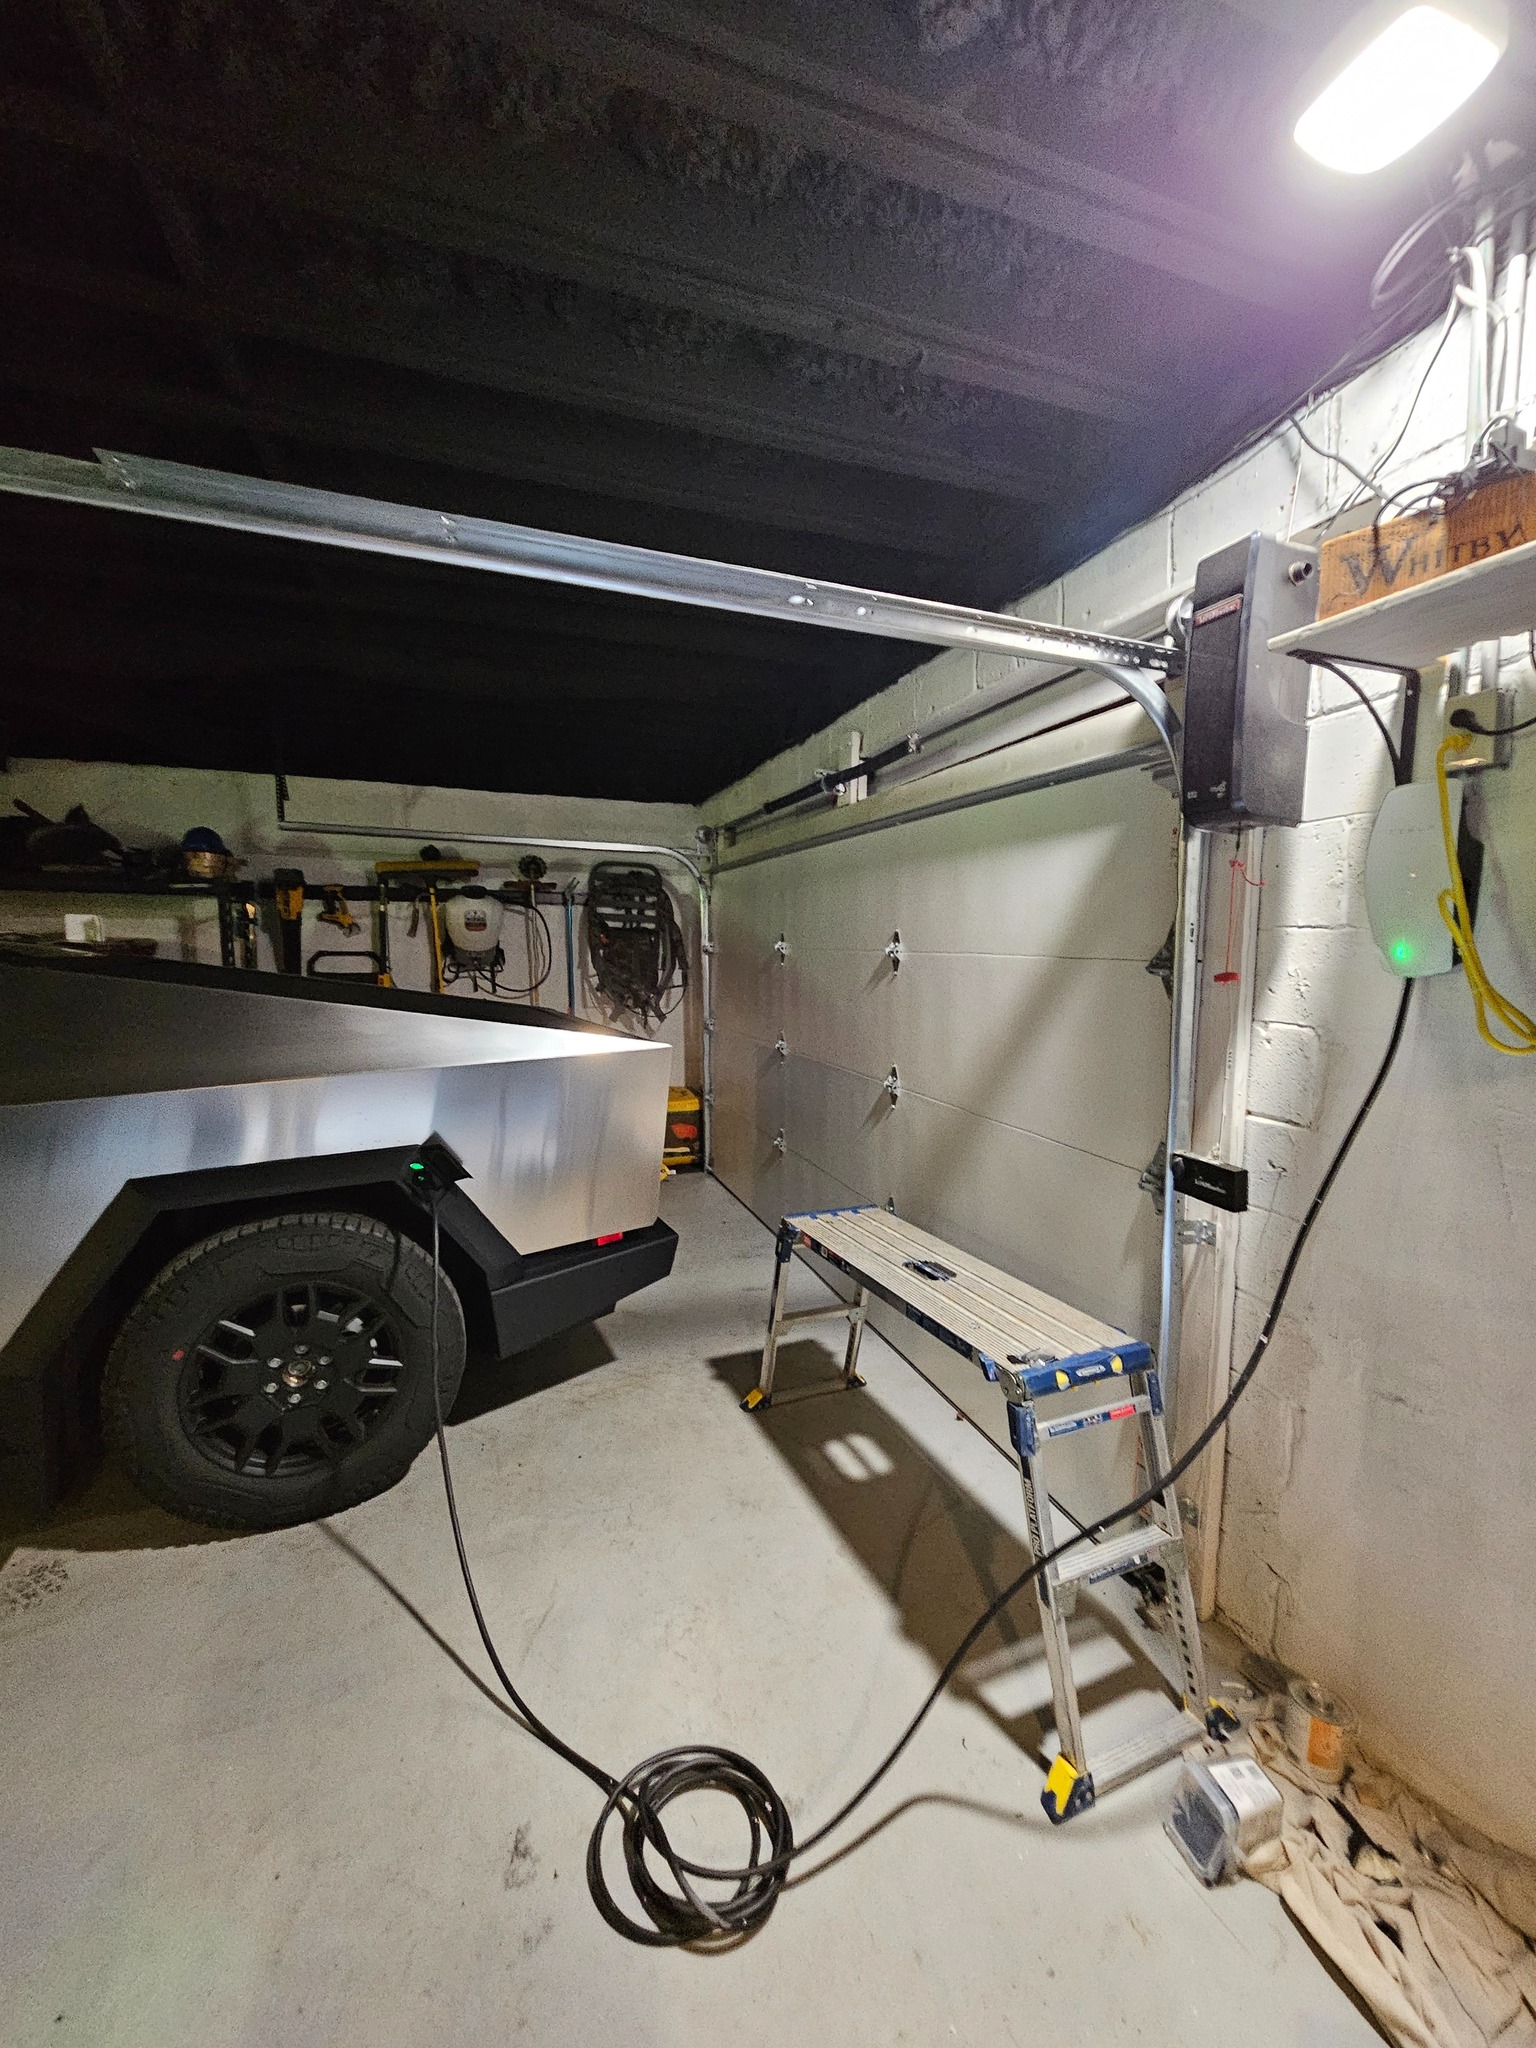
[583,862,688,1029]
[518,855,548,1004]
[317,884,358,935]
[377,853,478,995]
[373,881,394,987]
[272,866,305,975]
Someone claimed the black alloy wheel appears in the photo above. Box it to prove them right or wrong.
[103,1211,466,1530]
[177,1279,406,1479]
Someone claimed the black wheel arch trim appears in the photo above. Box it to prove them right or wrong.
[1,1140,676,1519]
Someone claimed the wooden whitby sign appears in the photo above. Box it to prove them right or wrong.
[1318,469,1536,618]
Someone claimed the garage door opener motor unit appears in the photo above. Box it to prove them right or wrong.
[1183,533,1316,830]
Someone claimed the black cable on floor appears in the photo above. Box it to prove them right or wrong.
[426,978,1414,1945]
[428,1207,792,1945]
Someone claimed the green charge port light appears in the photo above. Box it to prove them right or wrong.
[1390,939,1415,966]
[401,1139,471,1193]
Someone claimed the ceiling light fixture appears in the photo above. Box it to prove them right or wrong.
[1294,2,1507,175]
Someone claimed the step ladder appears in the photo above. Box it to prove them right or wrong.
[743,1206,1235,1823]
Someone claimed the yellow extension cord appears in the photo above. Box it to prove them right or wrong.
[1436,732,1536,1054]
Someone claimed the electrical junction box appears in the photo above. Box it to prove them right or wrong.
[1183,533,1316,830]
[1445,685,1512,772]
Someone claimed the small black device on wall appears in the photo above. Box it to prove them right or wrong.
[1182,533,1316,830]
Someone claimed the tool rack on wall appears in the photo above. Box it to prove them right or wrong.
[0,870,576,989]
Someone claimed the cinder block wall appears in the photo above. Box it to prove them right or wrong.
[706,308,1536,1853]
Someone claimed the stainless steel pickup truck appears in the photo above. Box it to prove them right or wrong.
[0,952,677,1529]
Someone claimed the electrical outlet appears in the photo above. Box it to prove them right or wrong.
[1482,418,1536,473]
[1443,686,1511,772]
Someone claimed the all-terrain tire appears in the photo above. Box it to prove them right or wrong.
[102,1211,466,1530]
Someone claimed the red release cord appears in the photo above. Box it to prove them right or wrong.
[1213,855,1264,985]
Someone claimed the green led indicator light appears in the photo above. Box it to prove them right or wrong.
[408,1160,426,1172]
[1390,940,1414,966]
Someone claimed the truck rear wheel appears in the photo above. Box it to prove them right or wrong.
[102,1211,466,1531]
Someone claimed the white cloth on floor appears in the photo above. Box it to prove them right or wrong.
[1241,1720,1536,2048]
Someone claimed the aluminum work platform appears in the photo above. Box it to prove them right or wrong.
[743,1206,1235,1821]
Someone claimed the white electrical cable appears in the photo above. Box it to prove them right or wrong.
[1500,210,1528,422]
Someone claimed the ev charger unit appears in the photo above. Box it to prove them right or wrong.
[1183,533,1316,830]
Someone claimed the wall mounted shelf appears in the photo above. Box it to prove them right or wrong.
[1270,535,1536,669]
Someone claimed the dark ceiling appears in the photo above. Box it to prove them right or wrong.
[1,0,1530,802]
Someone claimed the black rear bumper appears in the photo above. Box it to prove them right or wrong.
[488,1219,678,1358]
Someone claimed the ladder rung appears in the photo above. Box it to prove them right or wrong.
[1051,1522,1179,1588]
[1086,1710,1204,1794]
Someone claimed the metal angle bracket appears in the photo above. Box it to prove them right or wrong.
[996,1354,1055,1406]
[1146,921,1175,999]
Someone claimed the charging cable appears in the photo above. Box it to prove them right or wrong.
[423,984,1414,1944]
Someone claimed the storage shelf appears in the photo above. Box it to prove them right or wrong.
[1269,535,1536,668]
[0,872,574,902]
[0,870,222,896]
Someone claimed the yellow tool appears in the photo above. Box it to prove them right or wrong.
[272,866,304,975]
[318,884,358,935]
[373,858,480,879]
[374,857,478,998]
[426,886,446,996]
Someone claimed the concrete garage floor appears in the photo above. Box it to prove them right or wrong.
[2,1175,1380,2048]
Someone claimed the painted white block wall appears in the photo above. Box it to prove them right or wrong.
[706,302,1536,1854]
[0,760,703,1085]
[1224,700,1536,1856]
